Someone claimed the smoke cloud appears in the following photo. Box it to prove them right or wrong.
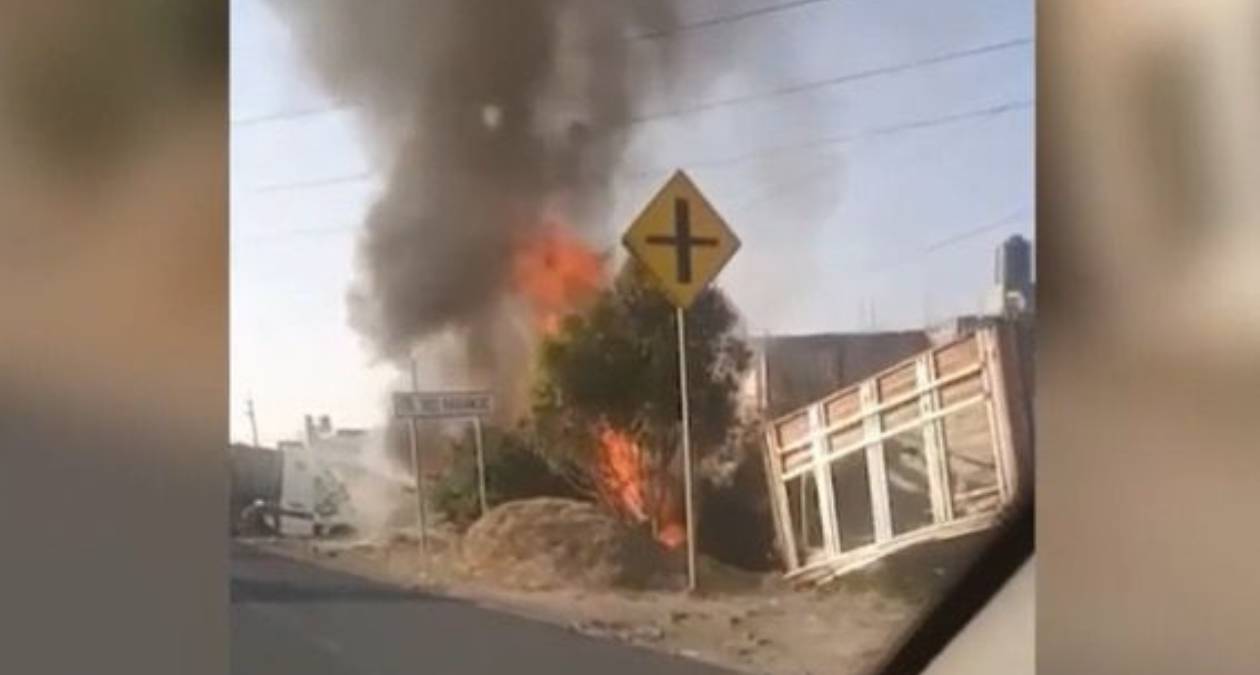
[270,0,679,402]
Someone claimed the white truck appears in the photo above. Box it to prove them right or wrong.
[234,441,357,538]
[276,441,357,537]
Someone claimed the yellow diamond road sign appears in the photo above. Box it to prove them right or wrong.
[622,170,740,309]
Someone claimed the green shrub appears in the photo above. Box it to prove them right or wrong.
[433,424,582,529]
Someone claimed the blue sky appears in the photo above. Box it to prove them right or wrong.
[230,0,1033,445]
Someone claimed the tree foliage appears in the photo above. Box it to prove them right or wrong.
[433,423,580,529]
[530,260,751,507]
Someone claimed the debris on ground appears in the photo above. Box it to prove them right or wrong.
[570,619,666,645]
[461,497,672,591]
[240,495,972,675]
[692,555,781,595]
[668,609,693,624]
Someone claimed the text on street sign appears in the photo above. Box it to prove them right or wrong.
[393,391,494,419]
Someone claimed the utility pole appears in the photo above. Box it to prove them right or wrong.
[758,328,771,412]
[408,354,430,568]
[246,396,260,447]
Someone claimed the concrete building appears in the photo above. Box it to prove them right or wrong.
[302,414,370,468]
[985,235,1036,317]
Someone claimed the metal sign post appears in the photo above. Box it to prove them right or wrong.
[393,387,496,532]
[622,169,740,593]
[472,415,488,516]
[675,306,697,592]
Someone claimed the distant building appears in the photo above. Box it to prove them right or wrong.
[304,414,332,444]
[298,414,371,473]
[744,237,1035,422]
[742,331,932,418]
[928,314,1001,346]
[272,417,376,494]
[985,235,1035,317]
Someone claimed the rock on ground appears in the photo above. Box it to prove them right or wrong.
[461,497,672,591]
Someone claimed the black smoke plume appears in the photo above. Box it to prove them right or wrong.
[270,0,679,400]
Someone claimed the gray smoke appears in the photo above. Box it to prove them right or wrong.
[270,0,679,393]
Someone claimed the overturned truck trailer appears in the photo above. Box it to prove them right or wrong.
[762,323,1032,584]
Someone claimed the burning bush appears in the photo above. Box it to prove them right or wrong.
[529,261,751,549]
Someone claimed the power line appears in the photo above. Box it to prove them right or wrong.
[241,31,1031,192]
[237,37,1028,197]
[924,215,1030,253]
[854,206,1031,281]
[232,0,839,127]
[624,98,1032,178]
[918,207,1032,254]
[627,0,838,40]
[232,1,1022,128]
[235,155,841,242]
[251,170,376,194]
[234,136,1026,247]
[725,149,845,214]
[231,225,359,245]
[850,207,1032,326]
[231,105,353,128]
[234,34,1029,130]
[243,97,1029,194]
[627,37,1031,126]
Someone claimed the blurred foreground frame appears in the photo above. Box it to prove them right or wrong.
[884,0,1260,667]
[0,1,228,674]
[1037,1,1260,673]
[0,1,225,175]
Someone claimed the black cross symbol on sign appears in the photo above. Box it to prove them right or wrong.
[645,198,719,284]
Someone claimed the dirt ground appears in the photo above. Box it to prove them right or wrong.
[243,523,986,675]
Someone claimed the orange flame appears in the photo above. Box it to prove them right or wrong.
[657,521,686,550]
[595,423,686,550]
[596,424,648,522]
[510,223,604,335]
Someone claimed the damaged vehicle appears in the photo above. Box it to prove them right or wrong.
[229,441,358,539]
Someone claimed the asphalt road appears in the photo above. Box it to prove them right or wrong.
[231,543,734,675]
